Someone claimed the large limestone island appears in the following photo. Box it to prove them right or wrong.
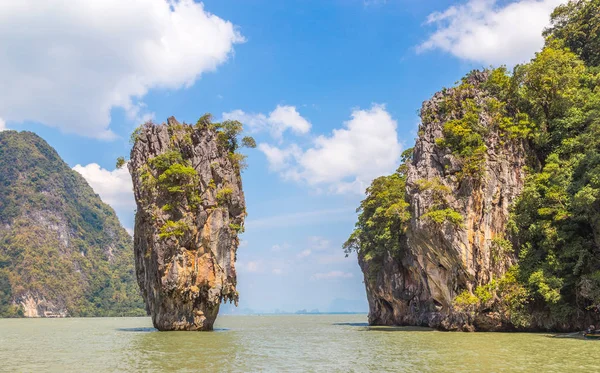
[0,131,144,318]
[346,0,600,332]
[128,116,252,331]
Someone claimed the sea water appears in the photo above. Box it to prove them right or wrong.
[0,315,598,372]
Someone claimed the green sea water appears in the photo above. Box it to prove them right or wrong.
[0,314,598,372]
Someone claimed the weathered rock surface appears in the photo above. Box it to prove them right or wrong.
[19,292,67,318]
[129,117,245,331]
[361,72,528,331]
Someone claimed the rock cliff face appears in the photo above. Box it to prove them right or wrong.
[129,117,246,331]
[360,72,528,331]
[19,293,67,318]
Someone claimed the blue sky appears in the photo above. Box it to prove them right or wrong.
[0,0,564,312]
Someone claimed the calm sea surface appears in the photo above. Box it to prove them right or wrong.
[0,314,598,372]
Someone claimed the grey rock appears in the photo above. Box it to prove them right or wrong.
[361,72,527,331]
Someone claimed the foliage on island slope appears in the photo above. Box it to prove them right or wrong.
[508,0,600,323]
[343,150,412,263]
[0,131,145,317]
[346,0,600,327]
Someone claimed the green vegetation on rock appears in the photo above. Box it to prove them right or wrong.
[116,156,126,169]
[196,114,256,171]
[453,267,531,328]
[436,95,488,181]
[158,220,189,240]
[343,150,412,261]
[416,177,464,227]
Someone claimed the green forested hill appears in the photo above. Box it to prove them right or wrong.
[0,131,145,317]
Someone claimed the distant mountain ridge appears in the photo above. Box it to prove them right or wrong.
[0,131,144,317]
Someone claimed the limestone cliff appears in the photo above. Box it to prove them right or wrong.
[354,0,600,332]
[129,116,247,331]
[357,72,528,331]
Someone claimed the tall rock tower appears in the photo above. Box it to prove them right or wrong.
[129,117,247,331]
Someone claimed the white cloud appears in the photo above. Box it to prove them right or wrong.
[0,0,244,138]
[238,260,262,273]
[223,109,268,132]
[311,271,354,280]
[73,163,134,213]
[246,261,261,273]
[258,143,302,172]
[271,243,290,252]
[364,0,388,5]
[268,106,312,137]
[223,105,311,140]
[259,104,401,194]
[317,255,349,265]
[238,260,289,275]
[0,118,6,131]
[307,236,348,264]
[418,0,566,66]
[245,207,355,230]
[308,236,330,251]
[297,249,312,259]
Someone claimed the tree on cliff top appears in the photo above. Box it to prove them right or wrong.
[544,0,600,67]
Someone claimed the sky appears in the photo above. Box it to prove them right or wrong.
[0,0,566,313]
